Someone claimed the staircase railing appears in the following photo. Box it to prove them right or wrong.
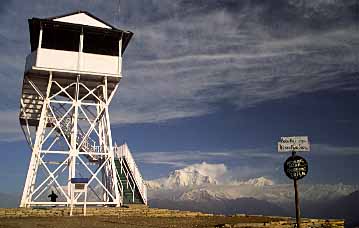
[48,109,147,205]
[114,143,147,205]
[118,157,136,202]
[114,167,124,205]
[48,109,99,162]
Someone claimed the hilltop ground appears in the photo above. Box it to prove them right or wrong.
[0,207,344,228]
[0,215,283,228]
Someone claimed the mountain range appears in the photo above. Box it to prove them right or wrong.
[1,162,358,227]
[147,162,357,204]
[146,162,359,227]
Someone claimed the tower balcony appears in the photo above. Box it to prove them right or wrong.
[25,14,133,79]
[25,48,121,77]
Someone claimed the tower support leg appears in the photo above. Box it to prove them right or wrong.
[20,74,121,208]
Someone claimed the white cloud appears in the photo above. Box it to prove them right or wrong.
[137,144,359,184]
[0,0,357,138]
[135,151,232,167]
[134,147,287,171]
[137,150,282,182]
[182,162,227,181]
[312,144,359,156]
[110,10,359,124]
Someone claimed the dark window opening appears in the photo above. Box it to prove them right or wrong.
[29,24,40,52]
[83,32,119,56]
[42,27,80,52]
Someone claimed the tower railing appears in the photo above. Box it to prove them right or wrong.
[114,143,147,205]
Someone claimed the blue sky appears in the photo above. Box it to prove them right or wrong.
[0,0,359,193]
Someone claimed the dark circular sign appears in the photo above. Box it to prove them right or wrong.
[284,155,308,180]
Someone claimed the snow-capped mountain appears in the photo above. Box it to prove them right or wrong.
[147,162,225,189]
[146,163,359,223]
[147,163,358,204]
[178,188,230,202]
[156,169,217,188]
[234,177,274,187]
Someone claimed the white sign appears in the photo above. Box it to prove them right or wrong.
[278,136,310,152]
[74,183,86,192]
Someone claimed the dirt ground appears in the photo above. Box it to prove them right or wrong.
[0,215,282,228]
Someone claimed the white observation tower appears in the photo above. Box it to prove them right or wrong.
[19,11,147,208]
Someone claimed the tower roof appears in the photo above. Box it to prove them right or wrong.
[47,11,116,30]
[28,11,134,55]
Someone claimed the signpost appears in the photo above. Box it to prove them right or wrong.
[284,155,308,180]
[278,136,310,152]
[278,136,310,228]
[70,178,89,216]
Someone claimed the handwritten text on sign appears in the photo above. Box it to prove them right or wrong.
[284,155,308,180]
[278,136,310,152]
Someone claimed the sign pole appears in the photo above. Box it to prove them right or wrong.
[292,151,301,228]
[279,137,309,228]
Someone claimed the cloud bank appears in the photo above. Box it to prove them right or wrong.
[0,0,358,140]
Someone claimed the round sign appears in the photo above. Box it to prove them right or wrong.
[284,155,308,180]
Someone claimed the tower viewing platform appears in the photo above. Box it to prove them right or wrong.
[25,11,133,78]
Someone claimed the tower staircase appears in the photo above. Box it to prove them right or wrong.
[50,109,147,205]
[114,144,147,205]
